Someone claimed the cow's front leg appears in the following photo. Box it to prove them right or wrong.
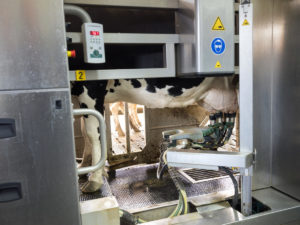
[81,115,104,193]
[78,117,92,168]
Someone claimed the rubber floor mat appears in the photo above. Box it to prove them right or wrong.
[79,164,239,211]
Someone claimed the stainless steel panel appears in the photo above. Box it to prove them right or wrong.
[0,0,69,91]
[0,90,81,225]
[271,0,300,199]
[252,0,274,189]
[239,3,254,216]
[143,208,244,225]
[228,188,300,225]
[143,188,300,225]
[176,0,235,75]
[228,207,300,225]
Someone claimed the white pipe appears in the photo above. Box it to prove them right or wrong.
[64,4,92,23]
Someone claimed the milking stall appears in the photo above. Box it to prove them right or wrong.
[1,0,300,224]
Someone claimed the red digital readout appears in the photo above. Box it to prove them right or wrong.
[90,31,100,36]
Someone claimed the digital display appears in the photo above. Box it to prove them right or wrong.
[90,31,100,36]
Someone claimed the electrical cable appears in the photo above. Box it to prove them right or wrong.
[219,166,238,209]
[119,149,188,224]
[119,190,186,224]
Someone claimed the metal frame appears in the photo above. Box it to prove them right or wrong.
[165,1,255,216]
[64,0,240,11]
[66,4,240,80]
[68,33,177,80]
[67,31,239,80]
[73,109,107,175]
[67,2,254,216]
[239,2,254,216]
[64,0,179,9]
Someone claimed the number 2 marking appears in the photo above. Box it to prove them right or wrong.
[75,70,86,81]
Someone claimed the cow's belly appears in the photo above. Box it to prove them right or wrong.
[104,77,238,112]
[105,86,201,108]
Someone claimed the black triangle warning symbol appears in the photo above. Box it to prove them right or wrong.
[212,17,225,30]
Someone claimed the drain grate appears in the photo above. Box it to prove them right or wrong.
[179,168,239,184]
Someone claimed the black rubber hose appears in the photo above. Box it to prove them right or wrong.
[119,209,137,225]
[157,164,168,180]
[219,166,238,209]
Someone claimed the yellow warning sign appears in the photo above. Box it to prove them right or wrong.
[215,61,222,68]
[242,19,250,26]
[212,17,225,30]
[75,70,86,81]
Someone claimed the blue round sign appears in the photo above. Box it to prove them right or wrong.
[211,38,226,55]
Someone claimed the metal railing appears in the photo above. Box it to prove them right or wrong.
[73,109,107,175]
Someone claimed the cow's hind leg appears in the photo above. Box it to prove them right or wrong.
[128,103,141,132]
[129,104,142,126]
[81,115,104,193]
[111,102,126,137]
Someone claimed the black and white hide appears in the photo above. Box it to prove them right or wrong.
[71,76,238,193]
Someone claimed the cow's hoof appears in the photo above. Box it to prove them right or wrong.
[133,128,141,133]
[117,131,125,137]
[81,181,103,193]
[108,169,116,179]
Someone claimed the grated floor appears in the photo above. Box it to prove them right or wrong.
[79,164,240,211]
[179,168,239,184]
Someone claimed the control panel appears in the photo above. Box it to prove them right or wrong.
[82,23,105,64]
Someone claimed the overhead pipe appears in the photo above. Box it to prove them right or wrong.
[64,4,92,23]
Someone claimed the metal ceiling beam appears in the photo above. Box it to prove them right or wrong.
[64,0,239,13]
[63,0,179,9]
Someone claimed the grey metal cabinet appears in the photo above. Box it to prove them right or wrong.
[0,0,81,224]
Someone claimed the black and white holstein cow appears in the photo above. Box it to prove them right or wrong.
[71,76,238,193]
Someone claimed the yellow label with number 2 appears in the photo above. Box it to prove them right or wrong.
[75,70,86,81]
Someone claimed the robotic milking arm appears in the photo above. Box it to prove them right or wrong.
[159,0,255,216]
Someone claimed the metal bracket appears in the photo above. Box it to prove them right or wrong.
[167,149,254,170]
